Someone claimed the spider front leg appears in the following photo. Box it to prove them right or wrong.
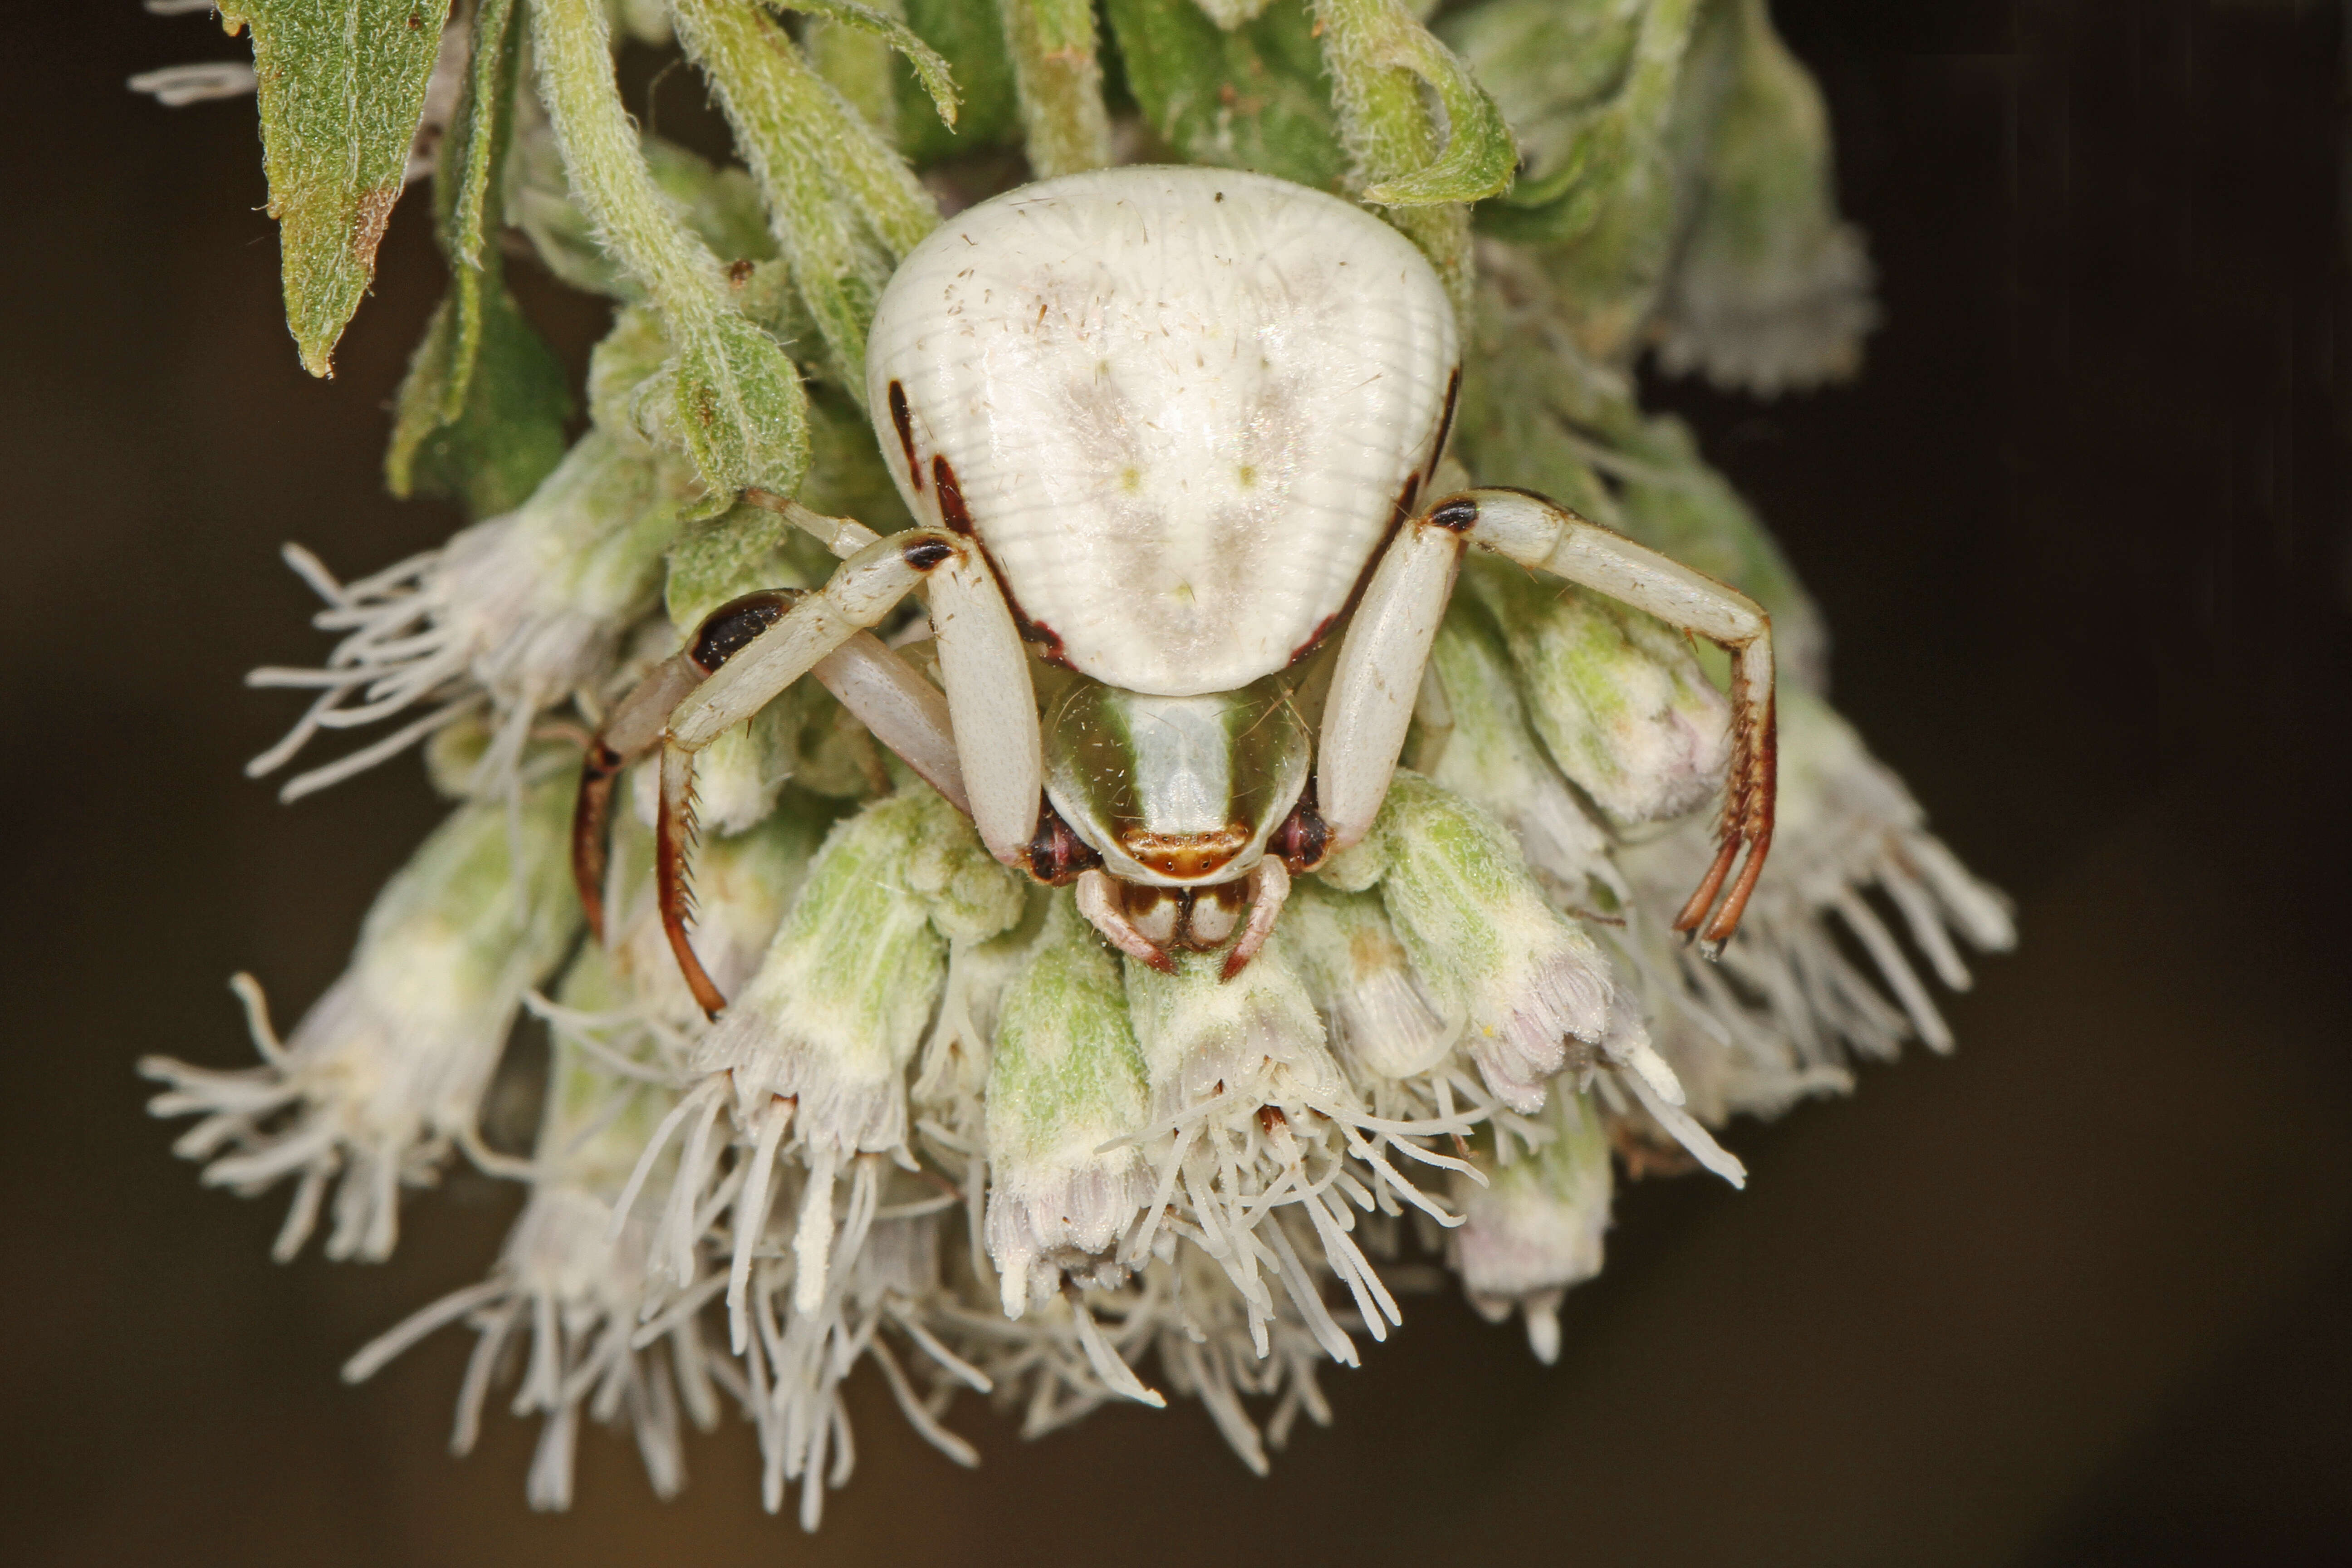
[573,622,963,942]
[1317,488,1776,947]
[571,529,983,1015]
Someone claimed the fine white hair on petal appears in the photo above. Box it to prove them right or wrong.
[245,433,671,799]
[143,784,579,1260]
[733,1167,984,1530]
[1113,935,1474,1369]
[946,1241,1351,1475]
[1617,690,2015,1117]
[142,968,479,1264]
[342,1185,707,1509]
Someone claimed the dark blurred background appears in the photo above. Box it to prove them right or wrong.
[6,1,2349,1564]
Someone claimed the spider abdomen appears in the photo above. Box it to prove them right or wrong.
[866,166,1460,697]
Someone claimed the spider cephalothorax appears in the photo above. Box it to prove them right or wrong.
[574,166,1775,1012]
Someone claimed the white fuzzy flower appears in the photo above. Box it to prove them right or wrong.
[1323,771,1620,1113]
[1426,598,1625,906]
[341,1185,706,1510]
[142,776,578,1260]
[246,433,681,800]
[1467,571,1735,831]
[735,1168,994,1529]
[1449,1087,1614,1364]
[1120,934,1475,1370]
[981,896,1155,1318]
[1619,689,2015,1104]
[616,787,1026,1357]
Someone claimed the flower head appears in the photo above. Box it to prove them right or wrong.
[146,0,2012,1522]
[144,772,578,1260]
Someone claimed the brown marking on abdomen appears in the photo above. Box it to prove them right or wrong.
[1003,588,1070,666]
[1284,471,1425,666]
[887,381,923,492]
[931,455,972,534]
[926,455,1072,667]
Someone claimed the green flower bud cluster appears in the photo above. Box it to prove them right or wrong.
[142,0,2012,1519]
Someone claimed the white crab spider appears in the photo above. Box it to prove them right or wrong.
[575,167,1775,1012]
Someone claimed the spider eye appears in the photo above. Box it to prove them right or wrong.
[689,591,794,674]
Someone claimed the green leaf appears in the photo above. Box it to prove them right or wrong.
[668,312,813,510]
[1351,24,1515,206]
[897,0,1020,160]
[643,138,781,270]
[384,0,569,518]
[429,0,519,418]
[664,496,801,630]
[1437,0,1642,211]
[672,0,933,389]
[222,0,455,377]
[384,280,572,517]
[997,0,1114,177]
[1454,0,1703,247]
[1103,0,1345,190]
[776,0,960,127]
[531,0,810,505]
[1310,0,1515,209]
[503,127,778,299]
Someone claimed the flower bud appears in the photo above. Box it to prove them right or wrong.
[1427,594,1621,902]
[702,786,1023,1160]
[1282,878,1456,1083]
[249,431,681,800]
[1467,564,1731,828]
[1652,0,1877,397]
[587,305,683,458]
[1449,1086,1612,1364]
[1601,413,1833,694]
[1322,772,1617,1113]
[1122,934,1342,1117]
[984,897,1154,1317]
[652,787,1024,1336]
[503,113,775,302]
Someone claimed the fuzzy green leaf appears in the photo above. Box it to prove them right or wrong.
[1457,0,1703,249]
[668,312,813,507]
[1312,0,1514,208]
[383,281,572,517]
[531,0,811,507]
[430,0,520,417]
[997,0,1113,176]
[897,0,1020,160]
[1353,32,1514,206]
[222,0,454,377]
[674,0,936,389]
[664,496,803,631]
[384,0,569,517]
[777,0,960,127]
[1104,0,1344,190]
